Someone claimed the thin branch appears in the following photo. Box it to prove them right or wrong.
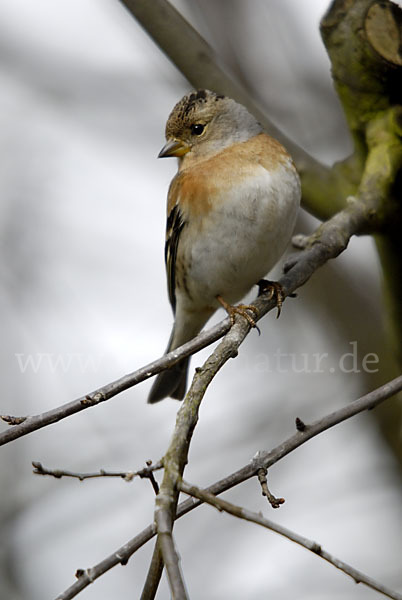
[184,373,402,503]
[150,309,252,594]
[32,463,134,482]
[140,541,164,600]
[0,322,229,447]
[32,460,162,483]
[55,375,402,599]
[0,194,374,449]
[154,503,188,599]
[179,480,402,600]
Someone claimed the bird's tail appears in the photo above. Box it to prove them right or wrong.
[147,353,189,404]
[147,310,211,404]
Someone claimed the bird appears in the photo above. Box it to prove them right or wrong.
[148,89,300,404]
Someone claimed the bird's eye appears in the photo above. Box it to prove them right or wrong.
[190,123,205,136]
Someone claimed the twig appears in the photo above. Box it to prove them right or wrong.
[33,462,134,482]
[257,468,285,509]
[55,375,402,599]
[142,461,160,495]
[32,460,162,484]
[179,480,402,600]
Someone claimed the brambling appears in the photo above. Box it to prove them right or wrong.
[148,89,300,404]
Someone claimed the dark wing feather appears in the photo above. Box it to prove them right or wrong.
[165,202,185,314]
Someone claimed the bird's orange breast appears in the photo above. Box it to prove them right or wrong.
[167,133,293,219]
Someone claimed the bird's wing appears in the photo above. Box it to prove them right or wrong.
[165,176,186,314]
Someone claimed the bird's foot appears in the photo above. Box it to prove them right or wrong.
[257,279,284,318]
[217,295,259,329]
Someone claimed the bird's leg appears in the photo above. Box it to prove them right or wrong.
[257,279,285,318]
[216,295,259,328]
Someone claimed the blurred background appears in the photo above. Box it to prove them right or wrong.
[0,0,401,598]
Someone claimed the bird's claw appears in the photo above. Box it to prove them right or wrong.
[234,304,259,328]
[257,279,284,318]
[217,295,259,330]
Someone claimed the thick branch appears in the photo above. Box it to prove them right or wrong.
[321,0,402,377]
[179,480,402,600]
[321,0,402,150]
[55,375,402,599]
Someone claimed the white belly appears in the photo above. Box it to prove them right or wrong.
[177,162,300,311]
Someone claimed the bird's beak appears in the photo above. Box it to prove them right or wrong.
[158,139,190,158]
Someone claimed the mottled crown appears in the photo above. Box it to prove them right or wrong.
[164,89,262,160]
[165,90,226,138]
